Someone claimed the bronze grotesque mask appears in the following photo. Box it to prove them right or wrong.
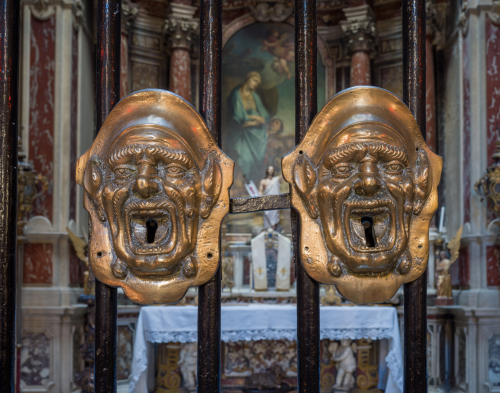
[282,87,442,303]
[76,89,234,304]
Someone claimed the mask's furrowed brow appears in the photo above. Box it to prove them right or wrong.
[108,145,194,168]
[323,142,409,167]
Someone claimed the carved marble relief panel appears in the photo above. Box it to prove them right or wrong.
[20,332,51,388]
[489,334,500,388]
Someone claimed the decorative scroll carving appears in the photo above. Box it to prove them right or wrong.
[340,5,377,55]
[458,2,469,37]
[426,0,447,50]
[76,90,234,304]
[122,0,139,33]
[489,1,500,26]
[164,3,199,50]
[31,0,56,20]
[249,2,294,23]
[282,87,442,304]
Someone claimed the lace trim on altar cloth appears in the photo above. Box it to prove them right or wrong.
[145,327,394,343]
[386,348,403,392]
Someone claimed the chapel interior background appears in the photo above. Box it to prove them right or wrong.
[15,0,500,392]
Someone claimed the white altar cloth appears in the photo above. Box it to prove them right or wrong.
[130,305,402,393]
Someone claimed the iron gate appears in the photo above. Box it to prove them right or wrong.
[0,0,428,392]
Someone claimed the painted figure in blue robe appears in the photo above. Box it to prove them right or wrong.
[226,71,269,183]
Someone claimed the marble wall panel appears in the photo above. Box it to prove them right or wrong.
[462,30,471,224]
[487,245,500,286]
[24,243,53,284]
[131,61,160,92]
[458,245,470,288]
[29,15,55,220]
[489,334,500,388]
[379,64,403,100]
[486,20,500,224]
[20,332,51,387]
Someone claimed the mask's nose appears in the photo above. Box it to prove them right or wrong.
[354,162,381,197]
[133,164,158,199]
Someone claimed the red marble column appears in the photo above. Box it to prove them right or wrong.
[350,50,371,86]
[167,0,196,103]
[341,5,376,87]
[170,48,191,102]
[425,35,437,153]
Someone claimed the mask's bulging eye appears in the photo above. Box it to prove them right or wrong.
[165,163,187,177]
[382,161,405,174]
[114,166,135,179]
[331,163,355,178]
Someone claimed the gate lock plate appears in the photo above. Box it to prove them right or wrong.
[282,87,442,304]
[76,89,234,304]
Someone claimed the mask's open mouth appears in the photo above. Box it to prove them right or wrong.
[344,198,396,253]
[124,200,177,255]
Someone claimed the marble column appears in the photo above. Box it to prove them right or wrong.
[120,0,138,98]
[340,5,377,87]
[164,1,198,103]
[425,1,446,153]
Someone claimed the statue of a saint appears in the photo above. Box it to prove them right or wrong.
[226,71,269,183]
[259,166,281,229]
[329,339,357,390]
[436,226,463,304]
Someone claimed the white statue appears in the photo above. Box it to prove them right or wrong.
[259,166,282,229]
[178,342,197,388]
[329,339,357,389]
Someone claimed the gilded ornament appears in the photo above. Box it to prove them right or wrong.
[282,87,442,304]
[76,89,234,304]
[475,139,500,214]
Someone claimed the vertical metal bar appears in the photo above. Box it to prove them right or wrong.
[294,0,320,392]
[95,1,121,392]
[198,0,222,392]
[403,0,427,392]
[0,0,19,390]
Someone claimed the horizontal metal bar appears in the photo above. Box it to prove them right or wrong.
[229,193,291,214]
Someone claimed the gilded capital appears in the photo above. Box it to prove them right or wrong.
[340,5,377,55]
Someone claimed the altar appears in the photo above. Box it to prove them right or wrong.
[129,305,402,393]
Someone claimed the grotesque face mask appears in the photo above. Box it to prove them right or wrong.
[76,90,234,304]
[282,87,442,303]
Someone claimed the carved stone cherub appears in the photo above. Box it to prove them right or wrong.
[76,90,234,304]
[178,342,197,389]
[329,339,357,389]
[282,87,442,304]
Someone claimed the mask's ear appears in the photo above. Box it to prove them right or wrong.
[412,150,430,215]
[84,156,106,221]
[200,156,222,219]
[293,155,319,219]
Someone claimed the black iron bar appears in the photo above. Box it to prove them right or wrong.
[294,0,320,392]
[229,194,290,214]
[403,0,427,392]
[94,1,121,392]
[198,0,222,392]
[0,0,19,390]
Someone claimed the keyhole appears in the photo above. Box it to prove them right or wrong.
[361,216,376,248]
[146,220,158,244]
